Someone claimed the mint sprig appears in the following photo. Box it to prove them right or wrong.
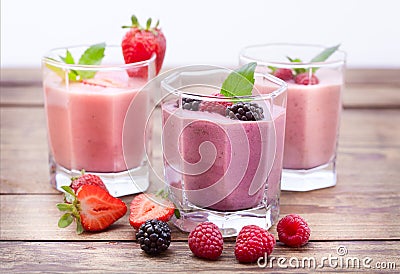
[46,43,106,81]
[269,44,340,76]
[221,62,257,98]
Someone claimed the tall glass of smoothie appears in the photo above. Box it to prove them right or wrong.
[240,43,346,191]
[160,65,287,236]
[42,44,156,197]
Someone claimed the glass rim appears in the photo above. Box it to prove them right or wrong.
[161,66,287,102]
[42,44,156,71]
[239,43,346,69]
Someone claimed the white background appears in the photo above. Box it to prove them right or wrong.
[1,0,400,68]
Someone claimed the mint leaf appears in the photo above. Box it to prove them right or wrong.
[60,50,75,64]
[221,62,256,97]
[311,44,340,63]
[286,56,306,75]
[78,43,106,66]
[77,43,106,79]
[46,44,105,81]
[311,44,340,72]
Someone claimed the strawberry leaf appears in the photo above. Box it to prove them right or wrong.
[221,62,257,98]
[57,203,74,212]
[61,186,75,197]
[174,208,181,219]
[76,219,84,234]
[58,213,74,228]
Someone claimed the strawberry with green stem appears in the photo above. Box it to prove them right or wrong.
[57,185,127,234]
[122,15,166,77]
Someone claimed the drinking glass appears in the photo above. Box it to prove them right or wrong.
[240,43,346,191]
[160,65,287,236]
[42,45,156,196]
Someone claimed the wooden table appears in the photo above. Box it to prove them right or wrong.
[1,68,399,273]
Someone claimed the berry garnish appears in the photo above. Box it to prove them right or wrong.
[234,225,276,263]
[182,98,201,111]
[226,102,264,121]
[56,185,127,234]
[188,222,223,260]
[122,15,166,77]
[136,219,171,255]
[294,72,319,85]
[199,93,233,115]
[129,193,175,229]
[277,214,311,247]
[273,68,293,81]
[70,171,108,193]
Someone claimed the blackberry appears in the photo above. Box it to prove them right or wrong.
[136,219,171,255]
[182,97,201,111]
[226,102,264,121]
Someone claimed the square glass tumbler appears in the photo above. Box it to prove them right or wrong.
[160,65,287,236]
[42,45,156,197]
[240,43,346,191]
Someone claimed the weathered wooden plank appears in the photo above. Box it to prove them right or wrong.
[1,192,399,241]
[1,241,399,273]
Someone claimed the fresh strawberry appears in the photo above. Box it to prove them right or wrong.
[273,68,293,81]
[294,72,319,85]
[57,185,127,234]
[70,172,108,193]
[121,15,166,77]
[129,193,175,229]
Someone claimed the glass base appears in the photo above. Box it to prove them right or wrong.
[281,160,336,191]
[50,162,149,197]
[172,203,277,237]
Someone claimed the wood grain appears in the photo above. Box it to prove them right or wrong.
[1,190,399,241]
[1,241,399,273]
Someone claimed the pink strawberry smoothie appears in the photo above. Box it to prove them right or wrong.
[161,100,286,212]
[282,70,342,169]
[44,71,148,173]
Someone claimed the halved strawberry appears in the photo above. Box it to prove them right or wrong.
[57,185,127,233]
[129,193,175,229]
[70,172,108,193]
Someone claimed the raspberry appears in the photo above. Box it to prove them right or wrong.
[273,68,293,81]
[294,72,319,85]
[277,214,310,247]
[234,225,275,263]
[199,93,232,116]
[188,222,223,260]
